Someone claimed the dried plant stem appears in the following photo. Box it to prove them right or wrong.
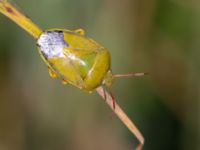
[0,0,42,38]
[96,86,144,150]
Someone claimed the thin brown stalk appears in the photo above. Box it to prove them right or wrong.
[96,86,144,150]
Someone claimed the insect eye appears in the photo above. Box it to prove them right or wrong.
[37,31,69,59]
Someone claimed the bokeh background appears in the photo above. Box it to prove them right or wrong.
[0,0,199,150]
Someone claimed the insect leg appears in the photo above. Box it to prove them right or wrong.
[102,86,107,100]
[48,67,58,78]
[74,28,85,36]
[61,79,68,85]
[107,88,116,110]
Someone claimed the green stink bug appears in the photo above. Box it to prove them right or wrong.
[37,29,111,92]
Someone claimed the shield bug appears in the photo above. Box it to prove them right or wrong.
[37,29,111,92]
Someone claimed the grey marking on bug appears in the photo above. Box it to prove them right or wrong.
[37,31,69,59]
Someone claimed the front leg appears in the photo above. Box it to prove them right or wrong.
[48,67,58,78]
[75,28,85,36]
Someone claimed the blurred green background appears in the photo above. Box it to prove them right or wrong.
[0,0,199,150]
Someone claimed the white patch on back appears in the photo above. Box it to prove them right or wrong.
[37,31,68,59]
